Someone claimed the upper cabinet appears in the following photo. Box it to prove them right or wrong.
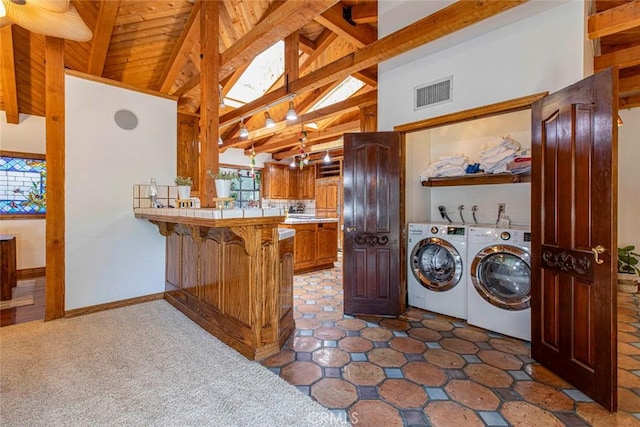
[262,163,316,200]
[316,178,340,218]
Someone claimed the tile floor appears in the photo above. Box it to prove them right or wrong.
[262,261,640,426]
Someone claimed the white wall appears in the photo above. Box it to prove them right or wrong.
[379,1,587,224]
[618,108,640,249]
[220,147,271,168]
[0,112,46,269]
[65,75,176,310]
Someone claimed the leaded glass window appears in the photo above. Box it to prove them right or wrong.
[0,153,46,217]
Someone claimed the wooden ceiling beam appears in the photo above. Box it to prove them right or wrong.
[87,0,120,76]
[588,1,640,39]
[314,3,377,48]
[353,69,377,87]
[271,120,360,159]
[620,94,640,109]
[157,2,200,93]
[0,25,19,124]
[620,74,640,96]
[595,44,640,71]
[299,35,315,54]
[221,0,526,127]
[349,2,377,24]
[219,0,338,80]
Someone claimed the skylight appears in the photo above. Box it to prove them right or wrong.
[225,41,284,105]
[307,76,365,112]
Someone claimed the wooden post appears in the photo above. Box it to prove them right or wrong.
[284,31,299,89]
[199,0,220,207]
[45,36,65,320]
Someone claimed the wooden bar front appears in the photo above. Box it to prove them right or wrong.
[136,213,294,360]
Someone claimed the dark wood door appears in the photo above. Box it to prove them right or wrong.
[343,132,403,316]
[531,68,617,411]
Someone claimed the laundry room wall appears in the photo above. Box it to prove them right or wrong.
[618,108,640,251]
[378,1,588,224]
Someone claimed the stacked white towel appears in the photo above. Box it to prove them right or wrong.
[480,135,521,174]
[420,154,469,181]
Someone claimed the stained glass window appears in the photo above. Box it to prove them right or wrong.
[0,155,46,216]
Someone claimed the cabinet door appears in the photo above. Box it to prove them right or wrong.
[315,183,327,217]
[325,182,338,218]
[293,224,317,268]
[317,222,338,263]
[177,113,200,192]
[264,164,287,199]
[287,168,299,199]
[300,165,316,199]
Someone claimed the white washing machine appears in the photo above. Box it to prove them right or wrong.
[407,223,468,319]
[467,226,531,341]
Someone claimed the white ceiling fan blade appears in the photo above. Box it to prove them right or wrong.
[2,0,92,41]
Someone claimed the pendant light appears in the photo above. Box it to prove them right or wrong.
[219,84,225,109]
[290,157,296,168]
[323,150,331,163]
[264,112,276,129]
[218,136,223,146]
[239,120,249,138]
[286,102,298,121]
[617,114,624,127]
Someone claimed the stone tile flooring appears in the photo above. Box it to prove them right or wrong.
[262,261,640,426]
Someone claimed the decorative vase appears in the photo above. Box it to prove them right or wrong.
[177,185,191,200]
[215,179,232,198]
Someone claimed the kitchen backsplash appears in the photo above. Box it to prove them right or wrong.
[263,199,316,214]
[134,184,178,208]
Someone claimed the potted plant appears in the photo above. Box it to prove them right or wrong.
[618,245,639,293]
[174,176,193,200]
[207,169,239,198]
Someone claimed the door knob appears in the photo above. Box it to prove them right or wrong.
[591,245,605,264]
[346,226,357,232]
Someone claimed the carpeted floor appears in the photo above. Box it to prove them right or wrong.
[0,300,347,426]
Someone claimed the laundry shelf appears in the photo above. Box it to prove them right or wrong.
[421,172,531,187]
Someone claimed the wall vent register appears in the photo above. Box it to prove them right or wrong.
[414,76,453,110]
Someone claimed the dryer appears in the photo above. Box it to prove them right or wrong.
[407,223,467,319]
[467,226,531,341]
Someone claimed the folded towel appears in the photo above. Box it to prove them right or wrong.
[420,154,470,180]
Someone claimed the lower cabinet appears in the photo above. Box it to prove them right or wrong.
[280,221,338,273]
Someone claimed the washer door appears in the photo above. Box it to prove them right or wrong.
[471,245,531,310]
[411,238,462,292]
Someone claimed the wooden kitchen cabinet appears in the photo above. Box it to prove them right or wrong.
[280,221,338,273]
[263,163,315,200]
[262,163,288,199]
[315,178,339,218]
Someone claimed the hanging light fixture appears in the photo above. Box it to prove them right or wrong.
[290,157,296,168]
[324,150,331,163]
[1,0,93,41]
[248,144,256,176]
[239,120,249,138]
[617,114,624,127]
[0,1,6,17]
[218,136,223,146]
[264,111,275,129]
[286,101,298,121]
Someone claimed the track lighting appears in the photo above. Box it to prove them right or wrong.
[286,102,298,121]
[324,150,331,163]
[239,120,249,138]
[290,157,296,168]
[264,112,275,129]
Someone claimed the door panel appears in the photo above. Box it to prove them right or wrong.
[531,68,617,411]
[343,132,402,316]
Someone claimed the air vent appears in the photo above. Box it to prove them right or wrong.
[414,76,453,110]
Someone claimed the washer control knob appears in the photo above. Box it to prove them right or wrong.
[500,231,511,241]
[430,226,438,234]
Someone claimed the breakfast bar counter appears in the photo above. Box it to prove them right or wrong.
[135,208,294,360]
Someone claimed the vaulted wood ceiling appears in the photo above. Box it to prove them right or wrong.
[1,0,639,160]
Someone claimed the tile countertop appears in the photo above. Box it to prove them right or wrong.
[282,217,339,224]
[134,207,285,220]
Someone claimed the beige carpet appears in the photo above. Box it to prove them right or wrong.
[0,300,347,426]
[0,280,35,310]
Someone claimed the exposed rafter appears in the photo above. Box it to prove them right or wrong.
[87,0,121,76]
[595,44,640,71]
[588,1,640,40]
[314,3,377,48]
[0,25,19,124]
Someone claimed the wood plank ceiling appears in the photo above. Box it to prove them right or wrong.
[1,0,639,161]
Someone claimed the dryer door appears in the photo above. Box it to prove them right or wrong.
[471,245,531,310]
[411,238,462,291]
